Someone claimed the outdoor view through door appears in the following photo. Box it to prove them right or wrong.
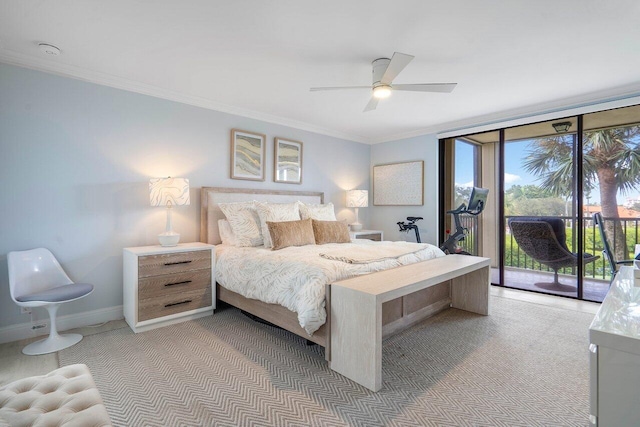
[441,104,640,303]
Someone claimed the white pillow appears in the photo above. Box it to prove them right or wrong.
[299,202,336,221]
[218,219,240,246]
[256,202,301,248]
[218,201,263,247]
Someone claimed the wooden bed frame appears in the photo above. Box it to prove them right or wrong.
[200,186,490,391]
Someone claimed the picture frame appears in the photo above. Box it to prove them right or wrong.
[274,137,303,184]
[373,160,424,206]
[230,129,266,181]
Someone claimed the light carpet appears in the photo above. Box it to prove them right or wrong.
[60,297,593,426]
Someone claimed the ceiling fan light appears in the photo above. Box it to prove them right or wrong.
[373,85,392,99]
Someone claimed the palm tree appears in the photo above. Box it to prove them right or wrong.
[523,125,640,261]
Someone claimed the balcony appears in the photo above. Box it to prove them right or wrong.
[456,214,639,302]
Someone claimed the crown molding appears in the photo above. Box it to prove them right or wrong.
[3,48,639,146]
[0,49,368,144]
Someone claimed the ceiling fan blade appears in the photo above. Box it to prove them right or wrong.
[363,97,378,112]
[380,52,414,85]
[392,83,457,93]
[310,86,371,91]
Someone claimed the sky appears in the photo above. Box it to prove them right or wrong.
[454,139,640,206]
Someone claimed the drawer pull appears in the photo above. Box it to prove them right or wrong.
[165,300,192,308]
[165,280,192,287]
[164,260,192,266]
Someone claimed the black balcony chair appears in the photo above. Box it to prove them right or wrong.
[508,217,599,290]
[592,212,634,283]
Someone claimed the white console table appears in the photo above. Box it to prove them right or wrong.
[589,266,640,426]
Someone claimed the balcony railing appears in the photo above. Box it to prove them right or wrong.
[505,215,640,281]
[447,214,638,282]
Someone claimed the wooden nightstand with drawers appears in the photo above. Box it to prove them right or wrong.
[123,242,215,333]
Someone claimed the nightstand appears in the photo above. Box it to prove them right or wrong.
[349,229,384,241]
[123,242,215,333]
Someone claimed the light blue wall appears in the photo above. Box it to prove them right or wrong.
[0,63,370,329]
[369,134,440,245]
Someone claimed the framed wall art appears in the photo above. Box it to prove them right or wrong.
[373,160,424,206]
[274,137,303,184]
[230,129,266,181]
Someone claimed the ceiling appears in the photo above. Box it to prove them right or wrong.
[1,1,640,144]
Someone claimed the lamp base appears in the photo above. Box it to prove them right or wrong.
[158,232,180,247]
[350,223,363,232]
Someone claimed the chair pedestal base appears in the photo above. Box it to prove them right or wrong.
[23,333,83,356]
[534,282,577,293]
[534,270,577,293]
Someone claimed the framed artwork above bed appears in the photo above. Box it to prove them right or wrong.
[230,129,266,181]
[274,137,303,184]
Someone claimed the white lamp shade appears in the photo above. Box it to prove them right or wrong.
[346,190,368,208]
[149,178,190,207]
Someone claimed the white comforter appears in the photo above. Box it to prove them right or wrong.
[215,240,445,335]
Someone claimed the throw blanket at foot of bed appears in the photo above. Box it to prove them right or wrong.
[320,241,430,264]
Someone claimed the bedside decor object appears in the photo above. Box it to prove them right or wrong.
[231,129,266,181]
[150,177,190,247]
[274,137,303,184]
[373,161,424,206]
[346,189,368,231]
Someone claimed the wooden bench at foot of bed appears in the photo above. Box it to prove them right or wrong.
[330,254,491,391]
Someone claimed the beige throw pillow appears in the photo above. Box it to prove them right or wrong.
[312,220,351,244]
[256,202,301,248]
[267,219,316,250]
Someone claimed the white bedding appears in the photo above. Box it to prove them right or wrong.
[215,240,445,335]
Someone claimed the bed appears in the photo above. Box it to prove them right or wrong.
[201,186,490,391]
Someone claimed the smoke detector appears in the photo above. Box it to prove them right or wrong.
[38,43,61,56]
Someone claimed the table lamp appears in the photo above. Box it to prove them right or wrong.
[149,177,190,246]
[346,189,368,231]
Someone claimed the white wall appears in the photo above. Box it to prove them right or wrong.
[0,63,370,333]
[369,134,439,245]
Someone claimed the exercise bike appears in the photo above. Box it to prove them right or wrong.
[397,216,423,243]
[439,187,488,255]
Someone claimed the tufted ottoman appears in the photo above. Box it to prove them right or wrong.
[0,364,111,426]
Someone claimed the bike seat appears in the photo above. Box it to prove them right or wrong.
[407,216,423,221]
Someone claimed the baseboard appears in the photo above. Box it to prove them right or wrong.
[0,305,124,344]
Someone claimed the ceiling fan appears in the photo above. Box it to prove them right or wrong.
[310,52,457,112]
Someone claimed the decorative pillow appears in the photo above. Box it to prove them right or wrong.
[299,202,337,221]
[267,219,316,251]
[312,220,351,245]
[218,201,263,247]
[218,219,240,246]
[256,202,301,248]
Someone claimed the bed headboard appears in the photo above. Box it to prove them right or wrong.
[200,187,324,244]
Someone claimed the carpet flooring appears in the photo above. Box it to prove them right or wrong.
[60,296,594,426]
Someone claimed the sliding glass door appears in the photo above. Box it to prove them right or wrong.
[582,105,640,301]
[452,139,481,255]
[440,103,640,302]
[503,119,580,298]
